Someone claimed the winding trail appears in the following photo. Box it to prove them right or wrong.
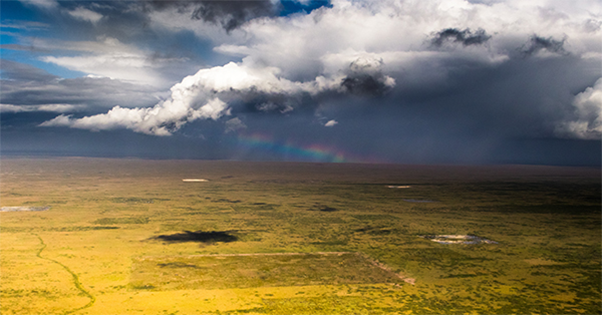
[35,235,96,315]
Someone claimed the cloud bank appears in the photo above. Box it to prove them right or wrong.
[15,0,602,150]
[41,58,393,135]
[1,60,163,110]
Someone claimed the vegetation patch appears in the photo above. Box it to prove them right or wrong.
[54,226,120,231]
[352,214,399,221]
[244,295,395,314]
[111,197,154,204]
[130,253,405,291]
[403,199,437,203]
[1,160,599,314]
[355,226,394,235]
[93,216,149,225]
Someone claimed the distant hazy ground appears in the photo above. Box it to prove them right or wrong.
[1,158,600,314]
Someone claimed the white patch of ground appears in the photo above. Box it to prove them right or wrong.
[0,206,50,212]
[182,179,208,182]
[421,234,497,245]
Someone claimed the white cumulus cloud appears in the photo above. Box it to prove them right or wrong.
[555,78,602,139]
[325,120,338,127]
[68,7,103,24]
[40,58,391,135]
[225,117,247,133]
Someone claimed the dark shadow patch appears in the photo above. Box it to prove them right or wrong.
[403,199,437,203]
[309,204,338,212]
[158,262,201,269]
[246,202,277,210]
[355,226,392,235]
[369,229,392,235]
[111,197,154,204]
[154,230,238,243]
[130,284,155,290]
[319,206,337,212]
[211,198,241,203]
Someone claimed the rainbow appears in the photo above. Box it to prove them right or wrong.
[235,133,384,163]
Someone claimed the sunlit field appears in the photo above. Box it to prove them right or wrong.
[1,158,600,314]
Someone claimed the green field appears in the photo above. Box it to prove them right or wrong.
[1,158,600,314]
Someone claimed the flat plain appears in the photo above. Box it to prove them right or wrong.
[1,158,600,314]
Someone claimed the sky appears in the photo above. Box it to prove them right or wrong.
[1,0,601,165]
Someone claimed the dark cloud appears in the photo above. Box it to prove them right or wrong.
[146,0,275,32]
[341,75,390,96]
[310,53,600,165]
[1,59,57,82]
[0,60,160,108]
[430,28,491,47]
[340,57,394,96]
[521,35,567,56]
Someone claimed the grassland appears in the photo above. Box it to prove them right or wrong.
[1,158,600,314]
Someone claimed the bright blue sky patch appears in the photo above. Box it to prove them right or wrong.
[279,0,332,16]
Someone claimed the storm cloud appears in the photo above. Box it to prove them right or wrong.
[430,28,491,47]
[41,0,601,139]
[521,35,567,57]
[41,58,391,135]
[147,0,275,32]
[340,57,395,96]
[3,0,601,164]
